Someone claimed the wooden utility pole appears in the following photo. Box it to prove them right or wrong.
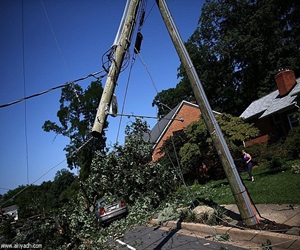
[92,0,142,138]
[156,0,259,226]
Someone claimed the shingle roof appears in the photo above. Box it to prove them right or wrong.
[144,101,184,143]
[145,100,221,145]
[240,78,300,120]
[2,204,18,213]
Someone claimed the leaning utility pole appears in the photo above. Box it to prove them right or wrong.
[92,0,142,138]
[156,0,259,226]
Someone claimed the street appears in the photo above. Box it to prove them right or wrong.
[116,225,247,249]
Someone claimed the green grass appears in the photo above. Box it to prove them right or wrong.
[173,160,300,206]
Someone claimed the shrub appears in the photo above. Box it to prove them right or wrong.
[291,163,300,174]
[285,126,300,159]
[157,204,180,224]
[246,143,267,163]
[180,209,196,222]
[266,156,284,172]
[260,142,289,172]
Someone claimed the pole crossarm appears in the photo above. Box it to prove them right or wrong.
[109,112,184,122]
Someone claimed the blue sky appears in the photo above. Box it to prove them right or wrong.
[0,0,204,194]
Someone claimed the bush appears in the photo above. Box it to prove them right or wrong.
[157,204,180,223]
[266,156,284,172]
[246,143,267,163]
[285,126,300,159]
[180,209,196,222]
[291,163,300,174]
[260,142,289,172]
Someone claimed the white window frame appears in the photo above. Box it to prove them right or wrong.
[272,113,281,124]
[287,112,299,128]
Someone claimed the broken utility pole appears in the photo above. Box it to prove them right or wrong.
[155,0,259,226]
[92,0,142,138]
[92,0,259,226]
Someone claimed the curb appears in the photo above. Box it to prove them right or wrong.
[148,219,300,249]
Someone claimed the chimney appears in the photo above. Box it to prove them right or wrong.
[275,69,296,96]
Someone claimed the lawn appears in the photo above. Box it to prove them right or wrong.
[174,160,300,206]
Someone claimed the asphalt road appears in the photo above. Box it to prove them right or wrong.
[116,225,247,249]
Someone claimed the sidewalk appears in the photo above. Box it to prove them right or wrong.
[222,204,300,227]
[149,204,300,249]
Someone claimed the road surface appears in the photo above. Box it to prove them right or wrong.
[116,225,247,249]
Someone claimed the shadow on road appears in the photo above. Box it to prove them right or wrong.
[153,219,181,250]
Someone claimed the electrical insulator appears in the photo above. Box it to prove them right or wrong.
[134,32,143,54]
[109,94,118,117]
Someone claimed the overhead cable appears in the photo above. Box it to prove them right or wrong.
[40,0,70,78]
[111,112,183,122]
[21,0,29,185]
[115,54,136,144]
[0,134,94,207]
[0,70,106,109]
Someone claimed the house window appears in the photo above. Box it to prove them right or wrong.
[288,112,299,128]
[272,113,281,124]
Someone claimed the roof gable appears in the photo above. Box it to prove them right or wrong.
[146,100,198,143]
[2,204,19,213]
[240,78,300,120]
[148,100,221,145]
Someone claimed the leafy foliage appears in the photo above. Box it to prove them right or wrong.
[153,0,300,117]
[86,119,180,207]
[1,119,182,249]
[42,80,107,180]
[259,141,289,172]
[159,114,260,182]
[4,1,300,247]
[157,203,180,223]
[285,126,300,159]
[291,163,300,174]
[1,169,78,218]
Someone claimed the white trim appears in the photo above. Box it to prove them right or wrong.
[272,113,281,124]
[287,112,299,128]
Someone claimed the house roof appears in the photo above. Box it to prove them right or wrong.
[2,204,18,213]
[240,78,300,120]
[143,100,188,144]
[145,100,220,145]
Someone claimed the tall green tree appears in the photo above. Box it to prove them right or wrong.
[85,118,180,206]
[43,80,107,180]
[50,169,76,207]
[159,114,260,182]
[153,0,300,117]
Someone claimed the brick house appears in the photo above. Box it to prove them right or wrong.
[145,100,220,161]
[240,69,300,146]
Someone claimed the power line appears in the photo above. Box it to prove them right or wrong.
[0,135,94,207]
[22,0,29,185]
[0,70,106,109]
[134,51,191,202]
[115,1,148,143]
[116,54,136,144]
[133,37,192,205]
[40,0,71,79]
[111,112,183,122]
[0,159,67,207]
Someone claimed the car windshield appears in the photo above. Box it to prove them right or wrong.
[97,200,106,207]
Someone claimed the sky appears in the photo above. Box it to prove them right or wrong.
[0,0,205,195]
